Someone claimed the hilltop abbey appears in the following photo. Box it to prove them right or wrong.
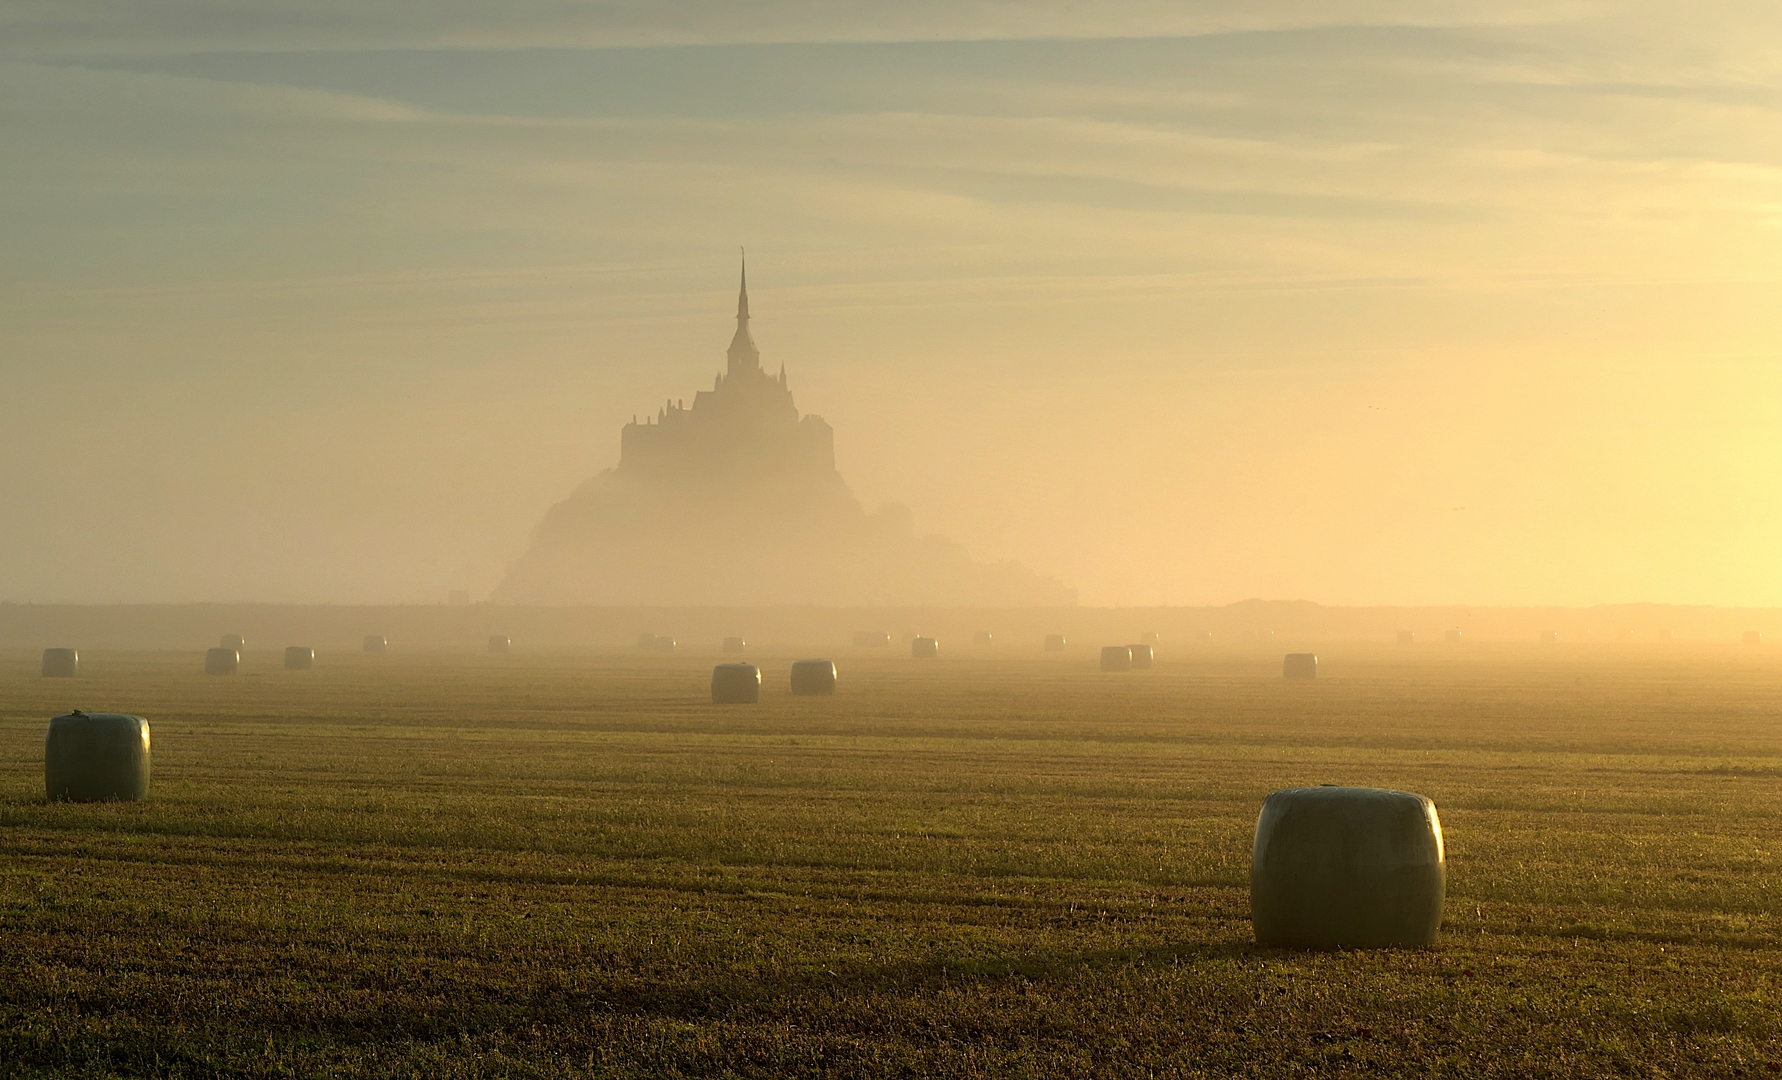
[494,264,1074,606]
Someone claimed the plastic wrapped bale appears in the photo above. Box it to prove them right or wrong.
[973,631,993,646]
[911,636,939,659]
[1141,632,1159,646]
[1445,629,1463,643]
[711,663,761,703]
[221,633,245,652]
[45,711,151,803]
[1044,634,1066,652]
[1251,786,1445,948]
[790,659,837,696]
[1283,653,1317,680]
[487,636,510,654]
[854,631,891,648]
[1129,644,1154,670]
[723,636,747,654]
[1100,646,1132,672]
[654,637,677,655]
[1745,631,1764,646]
[363,635,387,654]
[205,648,239,675]
[1540,631,1559,644]
[42,648,79,678]
[285,647,315,670]
[637,633,658,651]
[1396,631,1416,645]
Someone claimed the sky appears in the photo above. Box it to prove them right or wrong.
[2,1,1780,606]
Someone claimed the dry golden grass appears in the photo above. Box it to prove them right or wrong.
[2,641,1780,1077]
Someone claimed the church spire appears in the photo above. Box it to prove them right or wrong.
[726,250,760,375]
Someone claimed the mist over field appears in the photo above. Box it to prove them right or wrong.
[4,1,1781,608]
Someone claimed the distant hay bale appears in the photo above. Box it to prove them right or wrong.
[284,647,314,670]
[1283,653,1317,680]
[204,648,239,675]
[221,634,245,652]
[973,631,993,646]
[363,635,387,654]
[487,635,510,654]
[911,636,939,659]
[723,636,746,653]
[45,711,151,803]
[1251,786,1445,948]
[1540,631,1559,644]
[1044,634,1066,652]
[654,636,677,655]
[853,631,892,648]
[1100,646,1132,672]
[41,648,78,678]
[711,663,761,704]
[1744,631,1764,646]
[1659,629,1674,642]
[1129,644,1154,670]
[1140,632,1159,646]
[1396,631,1415,645]
[1445,629,1463,644]
[637,633,658,651]
[790,659,837,696]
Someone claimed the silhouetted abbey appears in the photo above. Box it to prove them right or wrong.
[495,264,1075,606]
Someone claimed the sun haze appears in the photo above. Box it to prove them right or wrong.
[3,1,1779,606]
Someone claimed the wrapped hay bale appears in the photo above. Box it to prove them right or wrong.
[205,648,239,675]
[911,636,939,659]
[1044,634,1066,652]
[1540,631,1559,644]
[1396,631,1416,645]
[1283,653,1317,680]
[1129,643,1154,670]
[1251,785,1445,948]
[45,711,151,803]
[654,636,677,655]
[221,634,245,652]
[284,647,315,670]
[790,659,837,696]
[637,633,658,651]
[973,631,994,646]
[711,663,761,703]
[1744,631,1764,646]
[1141,632,1159,646]
[488,636,510,654]
[41,648,79,678]
[1100,646,1132,672]
[363,635,387,654]
[1445,629,1463,643]
[723,636,747,653]
[853,631,891,648]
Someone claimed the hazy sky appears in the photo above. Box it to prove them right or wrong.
[3,2,1780,606]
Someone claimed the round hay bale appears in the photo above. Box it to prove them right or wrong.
[220,633,245,652]
[911,636,939,659]
[205,648,239,675]
[363,635,387,654]
[1251,785,1445,948]
[790,659,837,696]
[1129,643,1154,670]
[973,631,993,646]
[723,636,747,653]
[1659,629,1675,642]
[1444,629,1463,643]
[487,635,510,654]
[711,663,761,703]
[853,631,891,648]
[1396,630,1415,645]
[284,646,314,670]
[1140,632,1159,646]
[1100,646,1131,672]
[41,648,79,678]
[654,636,677,655]
[45,711,151,803]
[1744,630,1764,646]
[1043,634,1066,652]
[1539,631,1559,644]
[1283,653,1317,680]
[637,633,658,651]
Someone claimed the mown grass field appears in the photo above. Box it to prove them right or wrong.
[3,642,1781,1078]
